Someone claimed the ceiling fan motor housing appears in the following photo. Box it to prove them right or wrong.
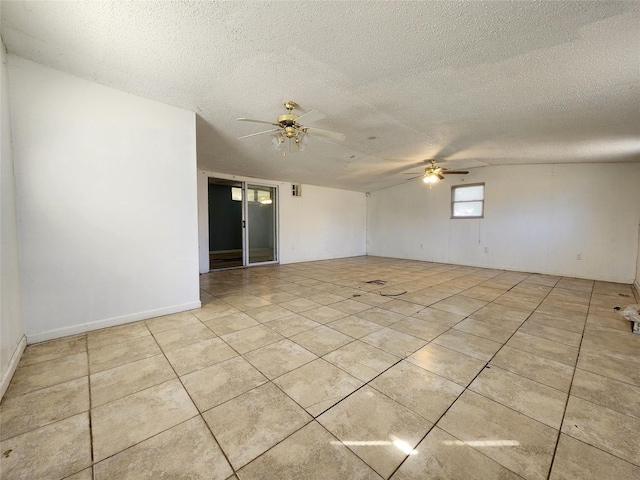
[284,126,297,138]
[278,109,303,138]
[278,113,300,134]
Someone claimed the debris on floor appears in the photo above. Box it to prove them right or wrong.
[379,288,407,297]
[620,304,640,334]
[366,279,387,285]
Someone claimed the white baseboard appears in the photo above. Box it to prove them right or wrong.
[1,335,27,400]
[26,301,202,344]
[365,254,637,284]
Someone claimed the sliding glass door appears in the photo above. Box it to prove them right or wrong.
[245,184,277,266]
[207,178,277,270]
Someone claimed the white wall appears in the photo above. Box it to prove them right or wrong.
[0,40,25,398]
[368,163,640,283]
[279,183,367,264]
[197,170,367,272]
[9,56,200,343]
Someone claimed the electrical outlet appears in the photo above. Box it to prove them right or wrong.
[484,247,489,254]
[576,253,582,260]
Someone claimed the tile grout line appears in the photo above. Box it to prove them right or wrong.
[280,277,502,477]
[0,340,93,456]
[572,365,640,389]
[550,393,640,469]
[233,349,408,478]
[544,280,594,480]
[206,277,454,477]
[85,335,95,478]
[150,324,238,478]
[148,306,367,477]
[386,272,559,480]
[87,319,243,474]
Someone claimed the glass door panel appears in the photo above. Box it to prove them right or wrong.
[246,184,277,265]
[208,178,243,270]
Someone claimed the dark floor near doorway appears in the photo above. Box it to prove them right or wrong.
[209,252,243,270]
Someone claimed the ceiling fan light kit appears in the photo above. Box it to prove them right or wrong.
[405,159,470,188]
[238,100,345,156]
[423,173,439,184]
[271,131,307,155]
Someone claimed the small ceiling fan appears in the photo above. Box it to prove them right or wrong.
[404,159,469,188]
[238,101,345,156]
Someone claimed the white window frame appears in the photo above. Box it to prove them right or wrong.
[451,183,485,219]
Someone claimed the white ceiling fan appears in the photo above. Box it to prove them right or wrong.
[238,101,345,156]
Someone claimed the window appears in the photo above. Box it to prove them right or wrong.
[451,183,484,219]
[231,187,242,201]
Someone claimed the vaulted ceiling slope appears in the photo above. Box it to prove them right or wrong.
[1,1,639,192]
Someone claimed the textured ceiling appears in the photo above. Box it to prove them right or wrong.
[1,1,639,192]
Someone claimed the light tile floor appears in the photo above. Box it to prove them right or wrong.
[2,256,640,479]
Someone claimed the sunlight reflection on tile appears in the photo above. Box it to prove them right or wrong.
[331,435,418,455]
[442,440,520,447]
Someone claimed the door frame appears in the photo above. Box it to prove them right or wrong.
[198,171,280,273]
[243,183,279,267]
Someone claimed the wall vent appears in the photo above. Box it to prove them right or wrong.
[292,184,302,197]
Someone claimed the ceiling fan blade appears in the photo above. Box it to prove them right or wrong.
[237,118,280,126]
[438,174,445,180]
[442,170,469,175]
[405,175,423,181]
[238,128,280,139]
[295,110,325,126]
[403,172,422,175]
[305,127,345,141]
[386,159,429,176]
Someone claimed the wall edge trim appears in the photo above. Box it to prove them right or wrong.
[25,301,202,344]
[365,254,636,284]
[1,335,27,400]
[280,252,367,265]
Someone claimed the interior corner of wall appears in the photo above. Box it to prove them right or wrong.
[0,334,27,400]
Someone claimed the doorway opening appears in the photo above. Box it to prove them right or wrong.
[208,178,243,269]
[208,178,278,271]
